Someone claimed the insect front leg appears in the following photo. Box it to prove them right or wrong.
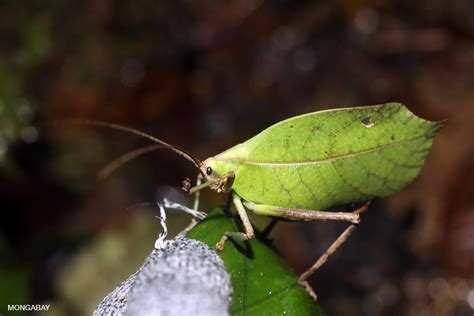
[193,173,204,211]
[215,193,255,251]
[179,173,205,228]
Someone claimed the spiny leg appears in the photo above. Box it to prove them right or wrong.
[243,201,361,224]
[298,203,370,300]
[298,224,357,300]
[244,201,370,300]
[216,193,255,250]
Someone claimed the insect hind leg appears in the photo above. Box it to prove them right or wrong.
[243,202,361,224]
[244,201,370,300]
[298,202,370,300]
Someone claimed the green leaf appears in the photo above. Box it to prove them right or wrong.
[186,208,323,316]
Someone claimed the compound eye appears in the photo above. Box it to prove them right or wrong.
[206,167,212,175]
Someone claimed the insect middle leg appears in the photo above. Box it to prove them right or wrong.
[244,201,370,300]
[215,193,255,250]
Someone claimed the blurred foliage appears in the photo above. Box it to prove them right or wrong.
[0,269,30,315]
[0,4,53,171]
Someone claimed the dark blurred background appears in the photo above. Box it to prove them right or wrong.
[0,1,473,315]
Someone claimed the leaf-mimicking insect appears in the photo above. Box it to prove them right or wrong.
[87,102,444,299]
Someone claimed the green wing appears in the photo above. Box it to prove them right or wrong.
[216,103,443,210]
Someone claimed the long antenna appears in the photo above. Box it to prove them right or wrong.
[98,144,164,180]
[83,120,202,169]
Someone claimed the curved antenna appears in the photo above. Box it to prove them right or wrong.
[98,144,165,180]
[125,202,158,212]
[83,120,202,169]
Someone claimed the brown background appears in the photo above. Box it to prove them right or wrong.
[0,1,473,315]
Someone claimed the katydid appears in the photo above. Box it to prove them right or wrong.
[88,102,443,299]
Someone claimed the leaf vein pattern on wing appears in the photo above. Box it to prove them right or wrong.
[348,120,399,193]
[377,147,426,170]
[270,167,293,202]
[236,135,429,167]
[331,161,372,196]
[380,154,424,170]
[352,156,398,192]
[301,123,328,153]
[314,163,338,203]
[295,168,321,205]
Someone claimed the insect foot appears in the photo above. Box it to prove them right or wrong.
[215,230,255,251]
[215,236,228,251]
[298,279,318,301]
